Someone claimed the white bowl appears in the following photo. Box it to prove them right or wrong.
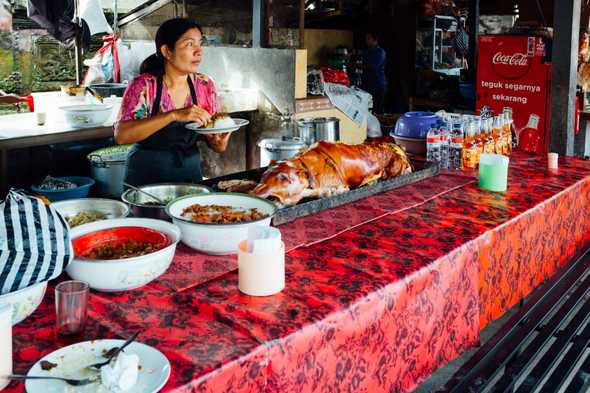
[59,104,112,128]
[166,193,277,255]
[52,198,130,227]
[0,282,47,325]
[66,218,181,292]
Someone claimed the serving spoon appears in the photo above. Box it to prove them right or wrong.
[123,182,166,205]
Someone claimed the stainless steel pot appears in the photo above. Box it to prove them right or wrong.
[88,154,127,197]
[121,183,212,221]
[313,117,340,142]
[296,118,316,145]
[258,138,307,167]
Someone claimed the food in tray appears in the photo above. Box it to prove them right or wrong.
[217,179,258,193]
[248,139,413,206]
[37,175,77,191]
[66,211,107,227]
[181,204,268,224]
[83,240,165,260]
[204,113,235,129]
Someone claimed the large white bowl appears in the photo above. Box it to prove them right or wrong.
[59,104,112,128]
[166,193,277,255]
[66,218,181,292]
[52,198,130,227]
[0,282,47,325]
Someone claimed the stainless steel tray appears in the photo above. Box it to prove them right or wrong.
[202,160,438,225]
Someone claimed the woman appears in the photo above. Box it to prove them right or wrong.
[115,18,230,185]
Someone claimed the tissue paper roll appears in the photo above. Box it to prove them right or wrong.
[238,241,285,296]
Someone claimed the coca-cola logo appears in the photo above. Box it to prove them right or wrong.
[491,52,532,80]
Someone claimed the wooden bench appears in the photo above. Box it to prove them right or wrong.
[438,248,590,393]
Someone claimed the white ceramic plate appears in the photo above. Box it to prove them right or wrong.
[185,118,249,134]
[26,339,170,393]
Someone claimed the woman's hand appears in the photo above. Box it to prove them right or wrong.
[204,132,231,153]
[172,105,212,126]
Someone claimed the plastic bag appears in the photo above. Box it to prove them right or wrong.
[83,34,121,85]
[0,189,72,295]
[321,67,350,86]
[367,113,383,138]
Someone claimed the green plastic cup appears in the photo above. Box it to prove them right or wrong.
[478,154,509,192]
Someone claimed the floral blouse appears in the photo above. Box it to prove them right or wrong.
[115,73,220,129]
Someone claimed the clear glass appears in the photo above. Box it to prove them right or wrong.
[55,281,89,345]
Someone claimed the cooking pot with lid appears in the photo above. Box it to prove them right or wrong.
[258,138,307,167]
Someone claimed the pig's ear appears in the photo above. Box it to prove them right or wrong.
[250,184,271,199]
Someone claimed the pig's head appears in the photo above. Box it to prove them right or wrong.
[250,160,309,206]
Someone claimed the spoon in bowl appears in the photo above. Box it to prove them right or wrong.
[123,182,165,205]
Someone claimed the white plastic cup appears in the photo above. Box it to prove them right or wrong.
[548,152,558,170]
[0,304,12,390]
[35,111,46,126]
[238,240,285,296]
[478,153,510,192]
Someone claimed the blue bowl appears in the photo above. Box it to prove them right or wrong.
[394,112,439,139]
[31,176,95,202]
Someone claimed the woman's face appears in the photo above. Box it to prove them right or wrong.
[163,28,203,74]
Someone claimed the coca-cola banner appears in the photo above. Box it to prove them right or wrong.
[477,35,551,155]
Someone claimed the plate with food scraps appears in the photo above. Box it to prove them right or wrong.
[26,339,170,393]
[185,116,249,134]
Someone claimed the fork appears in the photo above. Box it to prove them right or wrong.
[7,374,99,386]
[86,331,140,370]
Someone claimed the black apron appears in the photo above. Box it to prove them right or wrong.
[125,75,202,186]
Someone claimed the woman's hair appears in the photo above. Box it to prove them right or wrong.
[140,18,202,76]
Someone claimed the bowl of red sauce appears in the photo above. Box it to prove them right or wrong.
[67,218,181,292]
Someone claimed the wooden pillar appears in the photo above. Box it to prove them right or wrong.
[549,0,581,156]
[467,0,479,86]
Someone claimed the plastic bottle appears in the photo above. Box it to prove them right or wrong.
[439,120,450,169]
[450,121,464,170]
[426,122,441,163]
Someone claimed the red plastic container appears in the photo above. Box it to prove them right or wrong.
[25,95,34,112]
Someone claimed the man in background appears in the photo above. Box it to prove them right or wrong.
[362,31,387,114]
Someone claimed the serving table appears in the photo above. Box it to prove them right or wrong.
[5,152,590,392]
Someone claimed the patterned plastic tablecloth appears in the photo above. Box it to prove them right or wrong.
[6,152,590,393]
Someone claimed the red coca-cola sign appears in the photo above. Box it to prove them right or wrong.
[491,52,532,80]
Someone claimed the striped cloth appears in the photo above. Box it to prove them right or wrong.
[0,190,72,295]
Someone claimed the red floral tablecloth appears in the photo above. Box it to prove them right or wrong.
[6,152,590,393]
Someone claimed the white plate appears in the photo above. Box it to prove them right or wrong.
[26,340,171,393]
[185,118,249,134]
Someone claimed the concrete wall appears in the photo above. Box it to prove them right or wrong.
[304,29,354,66]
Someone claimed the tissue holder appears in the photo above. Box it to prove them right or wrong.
[238,240,285,296]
